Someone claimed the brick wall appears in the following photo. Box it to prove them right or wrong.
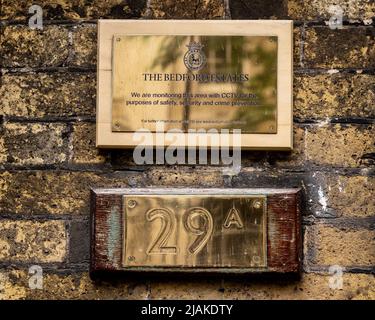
[0,0,374,299]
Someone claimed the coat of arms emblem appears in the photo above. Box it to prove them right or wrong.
[183,41,207,71]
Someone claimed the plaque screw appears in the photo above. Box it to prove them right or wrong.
[128,256,135,262]
[127,199,137,208]
[116,37,121,42]
[253,200,262,209]
[252,255,261,264]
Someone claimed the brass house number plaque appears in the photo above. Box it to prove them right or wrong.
[96,20,293,149]
[124,195,267,268]
[90,189,302,276]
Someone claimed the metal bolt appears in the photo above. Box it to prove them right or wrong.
[253,200,262,209]
[127,199,137,208]
[252,255,261,264]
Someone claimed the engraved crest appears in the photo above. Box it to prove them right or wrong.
[183,41,207,71]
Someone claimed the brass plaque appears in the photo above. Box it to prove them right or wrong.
[123,195,267,268]
[112,35,277,133]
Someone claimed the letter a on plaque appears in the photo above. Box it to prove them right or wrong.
[224,204,244,229]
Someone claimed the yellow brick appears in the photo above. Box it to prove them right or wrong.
[306,224,375,266]
[149,0,225,19]
[289,0,375,21]
[0,220,66,263]
[72,123,107,164]
[2,123,68,165]
[306,125,374,167]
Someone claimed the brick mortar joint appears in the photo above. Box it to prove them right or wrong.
[300,23,306,68]
[0,165,374,176]
[1,118,374,126]
[0,263,372,275]
[2,67,375,74]
[0,19,374,26]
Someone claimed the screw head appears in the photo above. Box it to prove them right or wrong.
[253,200,262,209]
[127,199,137,208]
[252,255,261,264]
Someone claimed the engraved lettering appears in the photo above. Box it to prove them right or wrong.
[146,208,177,255]
[223,204,244,229]
[183,207,213,255]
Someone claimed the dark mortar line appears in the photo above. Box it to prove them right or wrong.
[1,164,61,171]
[344,267,375,274]
[3,117,96,123]
[0,19,98,26]
[303,20,375,27]
[65,163,148,173]
[303,231,317,272]
[305,265,374,275]
[114,165,370,176]
[144,166,374,176]
[294,68,375,75]
[3,264,374,275]
[301,215,374,229]
[1,117,373,128]
[294,118,375,125]
[3,67,374,75]
[0,164,135,173]
[302,216,316,226]
[296,122,373,128]
[58,163,115,172]
[270,167,374,176]
[1,66,96,74]
[237,167,375,177]
[292,20,375,27]
[302,220,315,227]
[276,168,306,174]
[64,27,75,71]
[46,264,90,273]
[2,117,374,125]
[0,262,89,273]
[0,213,85,221]
[292,21,304,27]
[223,0,231,19]
[1,18,373,27]
[330,118,375,124]
[298,23,305,68]
[0,166,373,176]
[1,262,373,275]
[59,162,149,173]
[65,122,74,164]
[293,119,318,124]
[193,0,201,19]
[223,175,233,188]
[317,216,375,230]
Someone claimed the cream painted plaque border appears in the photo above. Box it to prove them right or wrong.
[97,20,293,150]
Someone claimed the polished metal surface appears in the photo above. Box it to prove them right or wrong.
[112,35,277,133]
[123,195,267,268]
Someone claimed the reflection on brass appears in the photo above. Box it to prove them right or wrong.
[123,195,267,268]
[112,35,277,133]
